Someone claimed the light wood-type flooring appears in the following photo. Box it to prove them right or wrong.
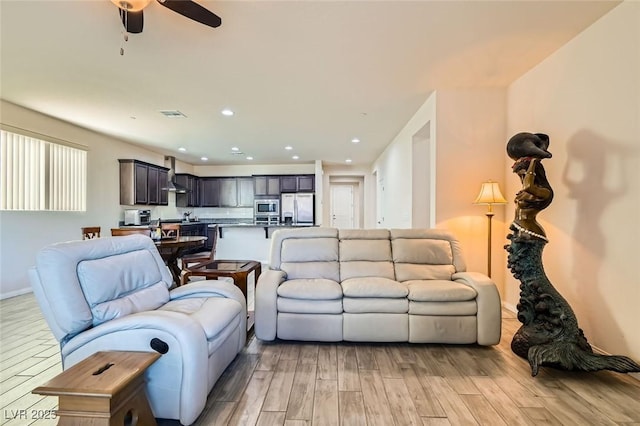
[1,293,639,425]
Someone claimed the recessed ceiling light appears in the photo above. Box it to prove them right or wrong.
[201,157,208,161]
[346,158,353,163]
[351,138,360,144]
[292,155,299,160]
[231,147,240,151]
[246,156,253,160]
[285,146,293,150]
[178,147,187,152]
[221,109,234,116]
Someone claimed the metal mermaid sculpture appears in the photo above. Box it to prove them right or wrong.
[504,132,640,376]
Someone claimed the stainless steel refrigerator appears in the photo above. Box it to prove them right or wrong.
[281,193,314,225]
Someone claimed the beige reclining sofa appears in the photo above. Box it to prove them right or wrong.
[255,227,501,345]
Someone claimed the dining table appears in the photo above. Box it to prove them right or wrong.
[154,236,207,287]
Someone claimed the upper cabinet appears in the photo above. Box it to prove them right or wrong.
[280,174,315,193]
[201,177,255,207]
[200,178,220,207]
[175,174,200,207]
[119,159,169,206]
[237,177,255,207]
[218,178,238,207]
[254,176,281,197]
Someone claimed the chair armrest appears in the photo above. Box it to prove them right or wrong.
[61,310,207,360]
[254,269,287,341]
[60,310,209,425]
[170,280,246,312]
[452,271,502,345]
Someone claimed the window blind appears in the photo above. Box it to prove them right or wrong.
[0,129,86,211]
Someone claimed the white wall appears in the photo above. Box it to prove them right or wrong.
[506,1,639,362]
[373,89,508,293]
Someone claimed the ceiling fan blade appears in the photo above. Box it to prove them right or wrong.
[119,8,144,33]
[157,0,221,28]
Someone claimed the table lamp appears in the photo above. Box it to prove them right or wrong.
[474,180,507,277]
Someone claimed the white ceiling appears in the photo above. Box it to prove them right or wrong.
[0,0,620,166]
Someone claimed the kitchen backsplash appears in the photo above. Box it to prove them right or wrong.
[150,204,253,221]
[120,192,254,222]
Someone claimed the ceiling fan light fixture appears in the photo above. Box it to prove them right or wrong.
[111,0,153,12]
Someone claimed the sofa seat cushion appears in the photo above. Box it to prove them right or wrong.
[407,280,477,302]
[278,298,343,314]
[343,297,408,313]
[277,279,342,300]
[159,297,243,342]
[409,300,477,316]
[341,277,407,298]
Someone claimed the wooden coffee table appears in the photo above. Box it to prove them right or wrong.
[181,260,261,299]
[181,260,262,331]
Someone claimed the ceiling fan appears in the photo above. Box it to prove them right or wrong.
[112,0,221,34]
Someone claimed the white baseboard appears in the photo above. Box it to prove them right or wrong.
[0,287,33,300]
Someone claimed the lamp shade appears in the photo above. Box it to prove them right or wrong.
[111,0,153,12]
[474,181,507,205]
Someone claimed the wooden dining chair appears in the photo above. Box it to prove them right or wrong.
[160,223,181,239]
[181,225,218,270]
[111,228,151,237]
[81,227,101,240]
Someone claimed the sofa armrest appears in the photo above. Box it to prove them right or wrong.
[452,271,502,345]
[170,280,246,312]
[254,269,287,341]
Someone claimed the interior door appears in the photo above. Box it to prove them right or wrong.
[330,184,355,229]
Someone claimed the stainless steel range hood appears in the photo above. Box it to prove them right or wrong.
[162,156,190,193]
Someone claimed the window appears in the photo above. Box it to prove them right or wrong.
[1,129,87,211]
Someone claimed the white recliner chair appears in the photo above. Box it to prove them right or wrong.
[29,234,246,425]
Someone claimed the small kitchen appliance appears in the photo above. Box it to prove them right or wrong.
[124,209,151,226]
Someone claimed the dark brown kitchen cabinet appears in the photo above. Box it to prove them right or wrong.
[238,177,255,207]
[119,159,169,206]
[176,173,200,207]
[200,178,220,207]
[134,162,148,204]
[254,176,281,197]
[297,175,315,192]
[280,174,315,193]
[199,177,255,207]
[280,176,297,193]
[158,169,169,205]
[218,178,238,207]
[148,167,159,204]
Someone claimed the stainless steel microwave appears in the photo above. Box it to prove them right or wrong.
[254,199,279,216]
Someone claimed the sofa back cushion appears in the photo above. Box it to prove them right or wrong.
[390,229,466,281]
[339,229,395,280]
[272,228,340,282]
[31,234,172,342]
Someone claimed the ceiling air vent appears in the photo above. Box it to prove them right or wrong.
[159,110,187,118]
